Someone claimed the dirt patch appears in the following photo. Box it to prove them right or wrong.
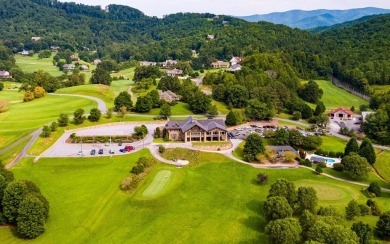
[192,142,232,151]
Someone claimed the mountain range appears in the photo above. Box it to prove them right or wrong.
[236,7,390,29]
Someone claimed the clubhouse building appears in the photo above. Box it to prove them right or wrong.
[165,116,228,142]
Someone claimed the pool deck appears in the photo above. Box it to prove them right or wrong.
[307,154,341,168]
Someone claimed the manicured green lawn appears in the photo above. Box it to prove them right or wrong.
[1,149,389,243]
[212,100,230,114]
[302,80,369,110]
[0,90,24,103]
[0,81,21,90]
[148,102,192,116]
[0,94,96,150]
[373,151,390,183]
[56,84,116,108]
[15,54,63,77]
[233,141,245,160]
[320,135,347,152]
[141,170,172,198]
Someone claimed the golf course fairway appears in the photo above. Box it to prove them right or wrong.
[142,170,172,198]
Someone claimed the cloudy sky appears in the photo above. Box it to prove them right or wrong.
[62,0,390,17]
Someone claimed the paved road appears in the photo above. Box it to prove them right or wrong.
[195,75,205,86]
[49,93,107,114]
[5,128,42,169]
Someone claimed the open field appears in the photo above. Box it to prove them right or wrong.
[1,149,389,243]
[302,80,369,110]
[212,100,230,114]
[320,135,347,152]
[277,120,309,128]
[0,93,96,149]
[15,54,63,77]
[148,102,193,116]
[373,151,390,183]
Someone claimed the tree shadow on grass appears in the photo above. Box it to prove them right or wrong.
[246,199,263,215]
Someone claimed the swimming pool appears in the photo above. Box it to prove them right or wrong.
[310,155,337,164]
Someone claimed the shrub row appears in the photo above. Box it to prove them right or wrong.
[69,134,137,143]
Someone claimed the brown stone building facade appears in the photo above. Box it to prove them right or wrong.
[165,116,228,142]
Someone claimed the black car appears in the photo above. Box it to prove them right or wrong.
[118,142,122,146]
[90,149,96,155]
[98,149,103,155]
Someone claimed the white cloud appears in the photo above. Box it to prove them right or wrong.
[62,0,390,17]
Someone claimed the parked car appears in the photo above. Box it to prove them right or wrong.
[77,151,82,156]
[105,142,109,146]
[98,149,104,155]
[109,149,115,154]
[118,142,122,146]
[119,149,125,153]
[124,145,135,152]
[90,149,96,155]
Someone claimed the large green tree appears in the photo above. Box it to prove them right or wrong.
[267,178,297,207]
[342,154,370,180]
[243,133,265,161]
[297,186,318,214]
[345,199,361,221]
[88,108,101,122]
[351,221,372,244]
[90,67,112,85]
[188,91,212,114]
[114,91,133,111]
[134,96,152,113]
[225,111,238,126]
[16,194,46,239]
[298,80,323,103]
[159,103,172,118]
[57,113,69,127]
[245,99,274,120]
[359,138,376,165]
[376,211,390,239]
[265,218,302,244]
[263,196,293,222]
[73,108,85,125]
[344,137,359,156]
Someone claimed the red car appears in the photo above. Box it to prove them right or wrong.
[124,145,135,152]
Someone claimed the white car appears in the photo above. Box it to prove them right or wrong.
[77,151,82,155]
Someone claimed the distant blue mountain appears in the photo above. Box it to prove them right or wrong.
[236,7,390,29]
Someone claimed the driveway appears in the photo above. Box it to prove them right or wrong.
[40,122,164,157]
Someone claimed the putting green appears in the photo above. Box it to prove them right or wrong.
[142,170,172,197]
[295,179,359,204]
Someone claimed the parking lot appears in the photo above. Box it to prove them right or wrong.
[40,123,164,157]
[228,124,280,140]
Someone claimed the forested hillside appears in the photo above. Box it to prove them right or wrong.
[0,0,390,92]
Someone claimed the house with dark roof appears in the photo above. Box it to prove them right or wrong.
[161,60,177,68]
[229,56,243,66]
[140,61,157,66]
[50,46,60,52]
[63,64,75,70]
[165,116,227,142]
[329,107,354,120]
[166,68,183,77]
[159,90,180,103]
[227,64,241,72]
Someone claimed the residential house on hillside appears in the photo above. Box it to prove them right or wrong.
[166,68,183,77]
[211,61,230,69]
[230,56,243,66]
[63,64,75,70]
[227,64,242,72]
[165,116,228,142]
[329,107,354,120]
[0,71,11,79]
[70,55,80,61]
[50,46,60,52]
[207,34,215,40]
[140,61,157,66]
[93,59,102,65]
[31,37,41,41]
[161,60,177,68]
[159,90,180,103]
[80,64,89,70]
[19,50,29,56]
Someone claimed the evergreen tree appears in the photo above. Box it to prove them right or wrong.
[114,91,133,111]
[359,138,376,165]
[225,111,237,126]
[344,137,359,156]
[314,101,326,116]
